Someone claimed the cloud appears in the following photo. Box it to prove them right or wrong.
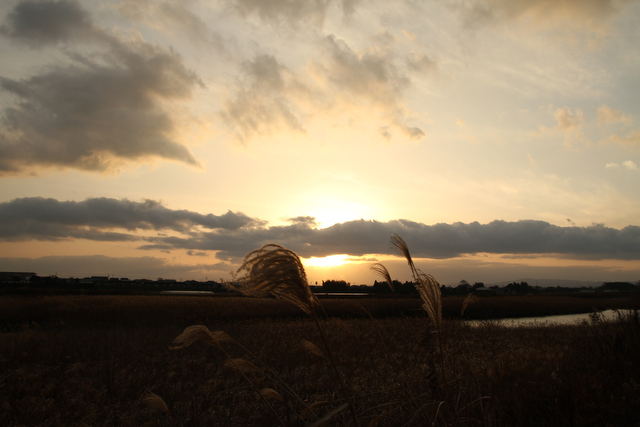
[321,35,408,108]
[623,160,637,170]
[0,0,98,46]
[284,216,319,228]
[538,106,586,146]
[597,105,633,126]
[460,0,619,44]
[605,162,619,169]
[3,197,638,261]
[115,0,226,52]
[220,55,307,143]
[221,36,425,143]
[231,0,360,26]
[554,106,584,131]
[603,129,640,152]
[406,52,437,74]
[0,1,203,175]
[186,250,208,257]
[145,217,640,261]
[345,256,379,262]
[313,35,424,140]
[0,197,263,241]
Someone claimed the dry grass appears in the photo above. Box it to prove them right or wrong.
[2,309,639,426]
[1,298,639,426]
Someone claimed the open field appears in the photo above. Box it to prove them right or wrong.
[1,294,639,426]
[1,293,638,328]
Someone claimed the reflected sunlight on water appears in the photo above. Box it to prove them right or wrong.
[469,309,623,327]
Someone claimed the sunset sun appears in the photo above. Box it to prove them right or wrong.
[302,254,349,268]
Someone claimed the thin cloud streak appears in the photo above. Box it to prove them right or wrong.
[0,254,232,280]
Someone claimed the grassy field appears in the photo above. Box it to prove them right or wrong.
[1,294,639,426]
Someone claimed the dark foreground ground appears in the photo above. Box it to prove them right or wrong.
[1,294,639,426]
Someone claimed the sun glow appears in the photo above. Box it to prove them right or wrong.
[302,254,348,268]
[295,192,375,229]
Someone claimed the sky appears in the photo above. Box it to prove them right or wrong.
[0,0,639,286]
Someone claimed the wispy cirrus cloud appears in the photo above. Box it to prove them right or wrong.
[221,34,425,144]
[231,0,361,26]
[115,0,227,52]
[460,0,620,45]
[220,54,307,143]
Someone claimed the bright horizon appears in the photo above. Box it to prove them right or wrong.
[1,0,639,286]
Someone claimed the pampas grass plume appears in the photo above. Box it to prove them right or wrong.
[142,390,171,416]
[233,244,317,315]
[170,325,232,350]
[224,358,260,373]
[260,388,285,402]
[301,339,325,358]
[390,234,442,328]
[370,263,394,292]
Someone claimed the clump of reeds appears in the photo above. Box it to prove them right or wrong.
[232,244,318,315]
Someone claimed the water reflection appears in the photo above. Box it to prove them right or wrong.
[469,309,621,327]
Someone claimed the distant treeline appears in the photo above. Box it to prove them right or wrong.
[0,274,227,293]
[1,274,638,295]
[316,279,639,295]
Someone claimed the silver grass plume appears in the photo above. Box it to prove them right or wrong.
[143,391,171,416]
[390,234,442,329]
[370,263,395,292]
[170,325,233,350]
[233,244,317,315]
[415,270,442,331]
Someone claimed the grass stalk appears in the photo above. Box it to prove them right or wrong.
[388,234,447,387]
[311,308,361,426]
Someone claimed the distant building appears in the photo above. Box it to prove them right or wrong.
[0,272,37,283]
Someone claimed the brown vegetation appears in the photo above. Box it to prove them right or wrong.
[1,293,639,426]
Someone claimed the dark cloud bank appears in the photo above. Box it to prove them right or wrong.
[0,0,201,174]
[1,197,638,261]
